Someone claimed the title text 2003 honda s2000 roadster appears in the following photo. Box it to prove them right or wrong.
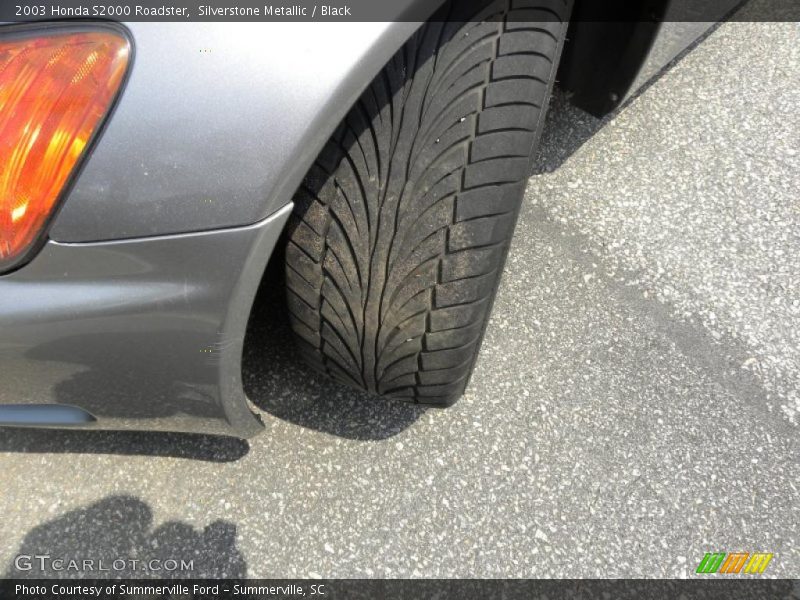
[0,0,743,436]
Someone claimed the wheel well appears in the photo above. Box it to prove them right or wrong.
[557,0,669,116]
[557,0,744,116]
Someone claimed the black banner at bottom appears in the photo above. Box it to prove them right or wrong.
[0,579,798,600]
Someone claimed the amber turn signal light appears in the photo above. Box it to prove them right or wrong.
[0,29,130,272]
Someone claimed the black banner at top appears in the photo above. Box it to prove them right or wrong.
[0,0,799,22]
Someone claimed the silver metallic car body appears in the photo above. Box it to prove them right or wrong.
[0,17,430,437]
[0,11,716,437]
[0,205,290,437]
[51,21,424,242]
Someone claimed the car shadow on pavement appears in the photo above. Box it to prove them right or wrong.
[4,495,246,578]
[0,428,249,462]
[243,254,426,441]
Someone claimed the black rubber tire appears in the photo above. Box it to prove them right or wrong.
[285,0,569,406]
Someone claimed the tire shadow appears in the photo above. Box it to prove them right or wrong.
[532,88,605,175]
[243,252,427,441]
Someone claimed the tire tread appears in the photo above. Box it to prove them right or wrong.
[285,0,568,405]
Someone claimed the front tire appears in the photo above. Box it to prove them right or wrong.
[285,0,569,405]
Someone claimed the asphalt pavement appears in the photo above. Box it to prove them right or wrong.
[1,19,798,578]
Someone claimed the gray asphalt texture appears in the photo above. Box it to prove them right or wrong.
[1,20,799,579]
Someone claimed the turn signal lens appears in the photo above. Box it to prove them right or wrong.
[0,29,130,272]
